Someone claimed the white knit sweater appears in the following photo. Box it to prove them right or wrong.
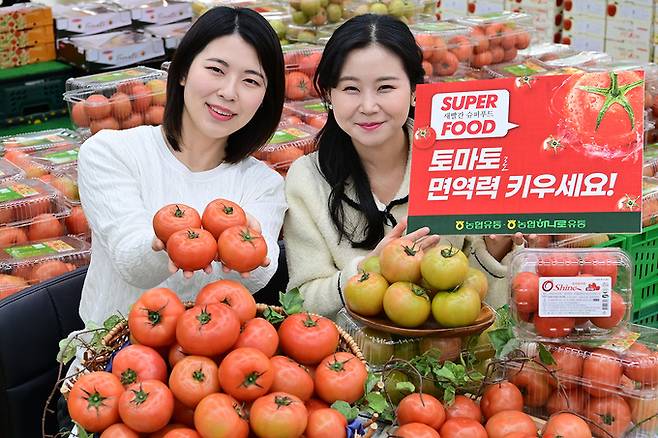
[283,122,516,318]
[76,125,287,326]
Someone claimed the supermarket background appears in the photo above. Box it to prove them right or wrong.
[0,0,657,436]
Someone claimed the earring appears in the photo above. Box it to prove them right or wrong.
[327,103,333,110]
[411,93,416,107]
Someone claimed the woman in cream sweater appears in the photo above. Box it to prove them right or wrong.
[284,14,525,318]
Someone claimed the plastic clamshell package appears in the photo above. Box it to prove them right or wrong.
[143,21,192,50]
[484,58,553,78]
[509,248,633,342]
[65,66,166,92]
[47,167,80,206]
[410,21,475,77]
[0,129,82,153]
[0,235,91,284]
[0,160,25,184]
[0,179,71,228]
[494,323,658,437]
[282,44,324,100]
[64,71,167,133]
[341,0,435,23]
[253,123,318,168]
[13,144,79,175]
[285,23,338,44]
[643,176,658,227]
[283,99,327,128]
[112,0,192,25]
[549,234,611,248]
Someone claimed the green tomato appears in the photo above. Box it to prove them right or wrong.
[420,245,469,291]
[326,3,343,22]
[344,271,388,316]
[384,370,413,405]
[361,255,381,274]
[355,327,394,366]
[402,0,415,18]
[369,2,389,14]
[269,20,287,39]
[387,0,405,17]
[431,285,481,328]
[383,282,431,328]
[297,30,317,42]
[320,0,329,7]
[292,10,308,24]
[393,338,420,361]
[301,0,321,17]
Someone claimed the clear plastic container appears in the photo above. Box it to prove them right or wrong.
[253,123,318,170]
[282,44,324,100]
[64,70,167,134]
[517,42,571,60]
[0,179,70,223]
[451,12,534,69]
[260,10,292,43]
[494,324,658,438]
[144,21,192,51]
[283,99,327,129]
[509,248,633,342]
[0,235,91,286]
[485,58,551,78]
[644,146,658,177]
[429,66,494,83]
[540,50,612,69]
[0,129,82,153]
[46,167,80,206]
[410,22,475,77]
[550,234,612,248]
[342,0,435,23]
[0,160,25,185]
[65,66,166,92]
[10,144,79,176]
[285,22,339,44]
[286,0,346,26]
[643,176,658,227]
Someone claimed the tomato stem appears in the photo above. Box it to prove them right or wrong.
[241,371,266,389]
[193,368,206,382]
[187,230,200,239]
[440,244,457,259]
[197,307,212,326]
[274,395,294,408]
[81,387,109,412]
[302,313,318,328]
[359,272,370,282]
[130,384,150,406]
[174,205,185,218]
[120,368,137,385]
[222,204,234,215]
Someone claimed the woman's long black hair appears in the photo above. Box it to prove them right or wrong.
[313,14,424,249]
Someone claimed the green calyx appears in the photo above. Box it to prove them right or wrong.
[578,71,644,131]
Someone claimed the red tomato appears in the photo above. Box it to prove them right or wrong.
[445,395,482,422]
[395,422,441,438]
[65,206,90,235]
[175,303,240,356]
[586,395,632,438]
[218,347,274,402]
[414,126,437,150]
[582,348,623,397]
[169,355,220,408]
[30,260,75,283]
[172,399,195,428]
[168,343,187,368]
[440,418,488,438]
[28,213,64,240]
[314,352,367,404]
[379,238,423,283]
[305,408,347,438]
[250,392,308,438]
[397,393,446,430]
[542,412,591,438]
[278,313,340,365]
[508,363,552,407]
[480,381,524,420]
[548,346,584,389]
[533,315,576,338]
[623,342,658,385]
[233,317,279,357]
[153,204,201,243]
[128,288,185,347]
[546,388,586,416]
[167,228,217,271]
[536,254,580,277]
[0,274,28,300]
[99,423,139,437]
[305,398,330,415]
[485,410,537,438]
[111,344,167,386]
[162,429,201,438]
[0,227,28,247]
[512,272,539,314]
[194,393,249,438]
[67,371,124,432]
[590,292,626,329]
[118,380,173,433]
[285,72,312,100]
[217,226,267,273]
[143,423,186,438]
[581,252,618,286]
[270,355,314,401]
[195,279,256,323]
[201,199,246,239]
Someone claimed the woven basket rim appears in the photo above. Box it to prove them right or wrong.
[61,303,365,397]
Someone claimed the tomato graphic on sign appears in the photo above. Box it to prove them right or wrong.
[552,71,644,160]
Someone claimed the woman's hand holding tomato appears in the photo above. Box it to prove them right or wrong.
[363,218,441,263]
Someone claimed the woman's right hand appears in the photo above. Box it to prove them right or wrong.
[366,218,441,259]
[152,236,213,279]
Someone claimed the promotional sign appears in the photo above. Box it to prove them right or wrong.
[408,71,645,235]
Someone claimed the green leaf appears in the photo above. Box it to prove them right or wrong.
[262,306,285,324]
[442,385,456,405]
[433,364,457,382]
[381,407,396,422]
[494,305,514,328]
[103,314,122,331]
[487,327,515,358]
[395,381,415,393]
[538,343,557,365]
[74,422,91,438]
[499,338,522,359]
[279,288,304,315]
[331,400,359,422]
[365,372,379,394]
[365,392,389,414]
[57,337,80,364]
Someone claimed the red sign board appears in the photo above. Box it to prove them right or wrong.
[408,71,644,235]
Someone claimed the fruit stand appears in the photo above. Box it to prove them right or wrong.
[0,1,657,437]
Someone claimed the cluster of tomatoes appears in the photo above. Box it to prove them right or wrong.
[389,383,594,438]
[67,283,368,437]
[511,250,629,338]
[153,199,266,273]
[68,79,167,134]
[345,239,488,329]
[465,23,531,68]
[283,49,322,101]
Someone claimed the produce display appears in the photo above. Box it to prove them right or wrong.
[253,123,318,175]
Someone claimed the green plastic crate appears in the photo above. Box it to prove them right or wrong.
[594,234,628,250]
[623,224,658,326]
[633,298,658,328]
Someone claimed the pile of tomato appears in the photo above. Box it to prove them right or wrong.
[282,48,322,101]
[345,239,488,329]
[67,283,369,437]
[153,199,266,273]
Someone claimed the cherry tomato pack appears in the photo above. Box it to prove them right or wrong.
[509,248,633,342]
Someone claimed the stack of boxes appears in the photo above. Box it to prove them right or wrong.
[0,4,55,69]
[605,0,653,62]
[437,0,505,20]
[504,0,563,44]
[561,0,607,51]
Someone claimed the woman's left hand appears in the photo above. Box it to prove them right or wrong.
[485,232,537,262]
[219,213,270,278]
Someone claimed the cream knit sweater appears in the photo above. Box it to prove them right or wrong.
[284,122,516,318]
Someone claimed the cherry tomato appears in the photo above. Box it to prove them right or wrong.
[175,303,240,356]
[111,344,167,386]
[201,199,246,239]
[128,288,185,347]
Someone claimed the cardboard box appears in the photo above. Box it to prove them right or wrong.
[0,44,55,69]
[467,0,505,15]
[0,25,54,51]
[562,31,605,51]
[562,0,606,19]
[113,0,192,25]
[53,3,132,36]
[0,4,52,34]
[606,38,652,62]
[563,15,606,35]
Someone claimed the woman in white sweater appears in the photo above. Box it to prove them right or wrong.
[284,15,525,318]
[76,7,287,327]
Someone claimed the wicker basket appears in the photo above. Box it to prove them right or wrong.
[61,303,366,398]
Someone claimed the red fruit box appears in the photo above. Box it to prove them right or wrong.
[282,44,323,101]
[643,176,658,227]
[253,123,318,174]
[63,67,168,134]
[0,43,55,68]
[0,128,83,153]
[410,22,476,78]
[0,25,54,51]
[509,248,633,343]
[283,98,327,129]
[0,3,52,34]
[0,235,90,296]
[0,159,25,185]
[451,12,534,68]
[494,323,658,438]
